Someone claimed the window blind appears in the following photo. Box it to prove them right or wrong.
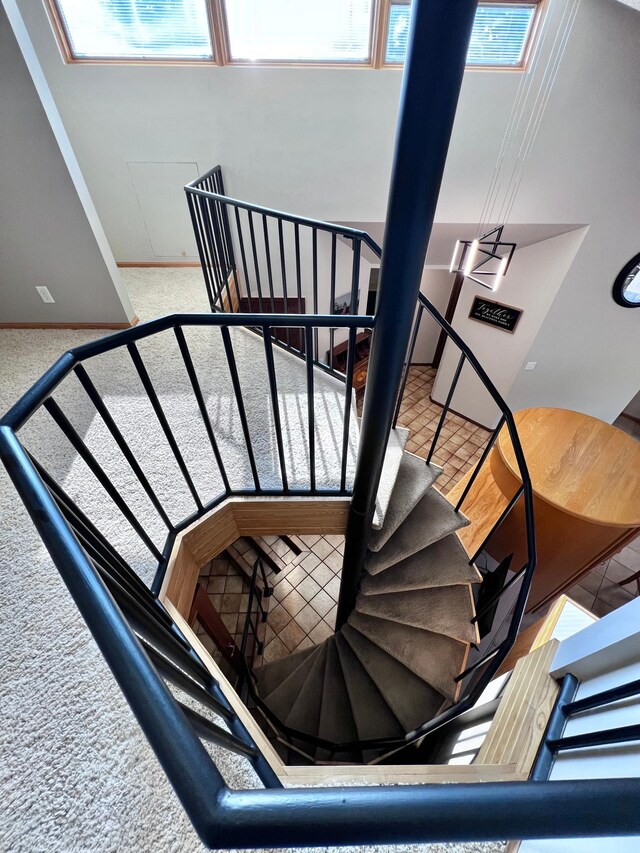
[223,0,374,62]
[386,2,538,67]
[56,0,213,59]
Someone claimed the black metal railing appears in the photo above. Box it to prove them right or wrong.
[186,167,379,373]
[4,226,638,853]
[239,557,272,671]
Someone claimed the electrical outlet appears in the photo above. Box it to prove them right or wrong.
[525,361,537,371]
[36,286,55,304]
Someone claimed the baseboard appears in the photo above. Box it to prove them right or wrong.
[117,261,200,268]
[0,317,139,330]
[428,394,493,432]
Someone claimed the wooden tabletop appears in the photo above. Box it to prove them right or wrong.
[498,408,640,528]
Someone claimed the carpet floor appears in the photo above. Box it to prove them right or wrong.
[0,268,504,853]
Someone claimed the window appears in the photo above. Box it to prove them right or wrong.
[51,0,213,60]
[385,1,541,68]
[224,1,374,63]
[47,0,543,68]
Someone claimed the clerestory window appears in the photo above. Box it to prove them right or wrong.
[46,0,544,69]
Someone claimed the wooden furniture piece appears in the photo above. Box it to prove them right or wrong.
[448,407,640,613]
[329,331,371,395]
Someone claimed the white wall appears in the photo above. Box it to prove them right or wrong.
[518,596,640,852]
[10,0,640,421]
[432,228,588,428]
[0,1,133,324]
[413,268,455,364]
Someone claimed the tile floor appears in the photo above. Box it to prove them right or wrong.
[393,365,492,493]
[194,364,639,663]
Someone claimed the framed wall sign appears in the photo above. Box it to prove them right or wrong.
[469,296,522,333]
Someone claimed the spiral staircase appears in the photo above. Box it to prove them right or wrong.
[256,452,481,761]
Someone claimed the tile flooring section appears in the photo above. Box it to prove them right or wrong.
[393,365,492,493]
[260,534,344,663]
[193,364,639,663]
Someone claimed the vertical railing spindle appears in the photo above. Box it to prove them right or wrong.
[127,343,203,511]
[220,327,261,491]
[305,326,316,492]
[247,212,264,313]
[174,326,231,495]
[426,352,466,466]
[393,303,424,428]
[262,215,276,314]
[263,327,289,492]
[277,219,291,347]
[340,327,357,493]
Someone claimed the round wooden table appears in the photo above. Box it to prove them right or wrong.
[449,407,640,613]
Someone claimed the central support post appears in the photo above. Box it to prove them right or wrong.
[336,0,479,629]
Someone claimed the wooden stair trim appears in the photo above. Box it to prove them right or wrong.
[281,762,525,786]
[476,639,560,776]
[160,496,349,619]
[164,599,285,778]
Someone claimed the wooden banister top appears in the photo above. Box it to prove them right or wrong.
[498,407,640,527]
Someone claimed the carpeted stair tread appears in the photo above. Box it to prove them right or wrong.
[366,487,469,575]
[362,533,482,595]
[348,611,467,700]
[316,637,360,761]
[259,648,323,720]
[254,645,317,699]
[334,633,405,742]
[285,642,328,737]
[341,623,447,731]
[369,452,442,548]
[356,584,479,643]
[370,425,410,530]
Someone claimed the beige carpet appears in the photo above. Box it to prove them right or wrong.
[0,268,504,852]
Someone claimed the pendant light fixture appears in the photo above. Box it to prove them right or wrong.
[449,225,516,291]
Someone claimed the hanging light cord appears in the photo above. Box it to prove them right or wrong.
[475,0,583,238]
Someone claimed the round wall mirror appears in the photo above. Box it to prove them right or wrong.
[613,253,640,307]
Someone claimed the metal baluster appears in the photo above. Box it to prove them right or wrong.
[294,223,303,317]
[43,398,163,560]
[30,453,144,592]
[247,211,264,313]
[469,485,525,565]
[455,415,505,512]
[392,303,424,428]
[340,328,357,493]
[305,326,316,492]
[312,227,319,360]
[454,644,503,683]
[127,343,203,511]
[141,639,232,719]
[329,233,337,361]
[472,564,527,624]
[173,326,231,494]
[262,327,289,492]
[234,206,253,307]
[262,215,276,314]
[74,364,172,529]
[186,192,215,312]
[220,327,261,491]
[277,218,291,347]
[349,237,361,313]
[205,187,233,310]
[177,701,257,758]
[198,194,224,309]
[426,352,466,465]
